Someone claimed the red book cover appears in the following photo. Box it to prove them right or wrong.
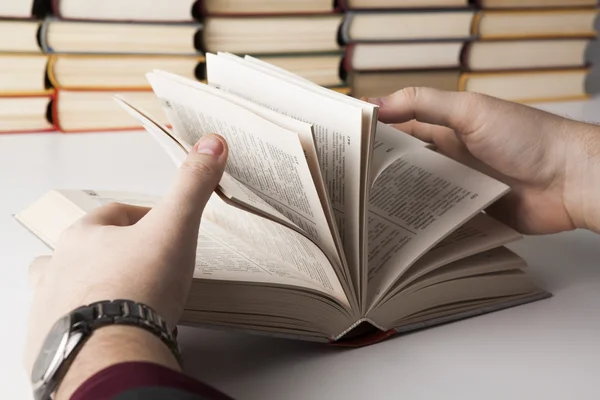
[337,0,349,10]
[460,41,472,69]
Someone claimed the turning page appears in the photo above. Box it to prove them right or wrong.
[380,213,522,302]
[116,97,303,232]
[16,190,349,306]
[145,72,342,274]
[205,52,368,299]
[367,146,509,306]
[201,194,349,307]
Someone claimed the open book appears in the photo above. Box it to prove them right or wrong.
[16,53,550,345]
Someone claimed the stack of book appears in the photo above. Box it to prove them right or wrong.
[193,0,346,90]
[0,0,53,133]
[340,0,475,99]
[2,0,348,133]
[341,0,599,103]
[461,0,600,103]
[39,0,201,132]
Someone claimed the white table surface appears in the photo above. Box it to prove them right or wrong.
[2,98,600,399]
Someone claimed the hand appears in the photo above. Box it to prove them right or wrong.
[25,134,228,399]
[368,88,600,234]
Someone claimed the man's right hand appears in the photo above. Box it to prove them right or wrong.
[368,88,600,234]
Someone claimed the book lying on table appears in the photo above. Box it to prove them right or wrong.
[16,53,550,345]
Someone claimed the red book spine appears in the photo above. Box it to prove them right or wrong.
[336,0,349,11]
[460,41,472,70]
[50,90,63,132]
[330,329,397,347]
[342,43,355,73]
[51,0,61,18]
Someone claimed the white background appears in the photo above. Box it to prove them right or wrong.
[1,98,600,399]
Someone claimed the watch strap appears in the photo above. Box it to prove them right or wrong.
[72,300,181,364]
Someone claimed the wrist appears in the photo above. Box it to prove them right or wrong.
[55,325,180,400]
[561,121,600,233]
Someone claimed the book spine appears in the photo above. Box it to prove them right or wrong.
[50,90,61,131]
[330,329,396,347]
[342,43,354,73]
[46,54,59,88]
[51,0,61,18]
[336,0,349,11]
[193,26,206,54]
[471,10,482,37]
[585,66,600,95]
[460,41,472,70]
[339,12,353,44]
[192,0,206,19]
[39,18,52,53]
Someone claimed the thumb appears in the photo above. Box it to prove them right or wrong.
[146,134,228,232]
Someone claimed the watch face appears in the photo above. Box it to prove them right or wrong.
[31,314,71,383]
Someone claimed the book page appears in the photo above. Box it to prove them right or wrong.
[115,95,305,233]
[367,146,509,307]
[380,213,521,303]
[205,52,367,298]
[146,72,341,270]
[147,70,349,285]
[115,97,189,167]
[371,122,428,183]
[19,189,349,305]
[241,53,379,309]
[202,195,349,306]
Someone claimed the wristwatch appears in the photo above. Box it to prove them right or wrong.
[31,299,181,400]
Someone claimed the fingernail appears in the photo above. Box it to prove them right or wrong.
[367,97,384,106]
[195,135,224,156]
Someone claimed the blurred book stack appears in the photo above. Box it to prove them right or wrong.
[3,0,599,134]
[462,0,600,102]
[193,0,346,90]
[0,0,53,133]
[41,0,201,132]
[2,0,347,133]
[341,0,600,103]
[340,0,474,99]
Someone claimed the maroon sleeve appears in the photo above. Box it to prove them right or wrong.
[71,362,234,400]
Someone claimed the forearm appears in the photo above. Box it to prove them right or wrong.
[562,121,600,234]
[56,326,180,400]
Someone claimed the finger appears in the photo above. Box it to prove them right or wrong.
[81,203,151,227]
[367,87,503,135]
[145,134,228,233]
[29,255,51,288]
[391,120,456,143]
[392,120,510,183]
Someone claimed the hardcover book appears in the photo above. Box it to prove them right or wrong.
[0,93,54,133]
[340,11,475,43]
[50,0,196,22]
[194,0,336,16]
[17,54,549,344]
[473,9,599,40]
[459,68,596,103]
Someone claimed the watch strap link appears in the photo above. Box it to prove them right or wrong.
[72,300,181,364]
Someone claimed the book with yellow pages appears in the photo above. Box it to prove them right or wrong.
[472,9,599,40]
[459,68,598,103]
[16,54,549,345]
